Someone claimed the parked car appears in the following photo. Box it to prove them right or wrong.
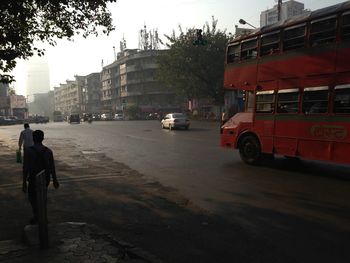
[101,113,113,121]
[0,116,17,125]
[82,113,93,122]
[114,113,124,120]
[69,114,80,124]
[161,113,190,130]
[146,112,161,120]
[92,114,101,121]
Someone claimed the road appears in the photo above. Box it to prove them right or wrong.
[1,120,350,263]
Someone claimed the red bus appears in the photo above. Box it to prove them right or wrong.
[221,2,350,165]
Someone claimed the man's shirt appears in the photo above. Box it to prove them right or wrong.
[19,128,34,148]
[23,144,57,183]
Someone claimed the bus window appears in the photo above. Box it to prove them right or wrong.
[334,84,350,114]
[260,31,280,56]
[302,86,329,114]
[310,16,337,46]
[227,44,240,63]
[256,90,275,113]
[283,24,306,51]
[277,89,299,113]
[341,12,350,40]
[241,38,257,61]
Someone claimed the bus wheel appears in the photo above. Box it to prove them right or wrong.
[239,136,261,165]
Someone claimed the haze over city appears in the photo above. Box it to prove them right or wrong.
[1,1,350,262]
[12,0,344,96]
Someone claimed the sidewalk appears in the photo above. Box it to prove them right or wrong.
[1,222,161,263]
[0,140,162,263]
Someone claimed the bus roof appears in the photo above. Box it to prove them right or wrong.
[231,1,350,44]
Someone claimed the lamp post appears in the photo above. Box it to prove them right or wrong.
[238,19,256,29]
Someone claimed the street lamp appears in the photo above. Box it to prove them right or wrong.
[239,19,256,29]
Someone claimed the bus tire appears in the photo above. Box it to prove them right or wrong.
[239,135,261,165]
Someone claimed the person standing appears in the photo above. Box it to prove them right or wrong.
[221,109,229,125]
[18,123,34,153]
[22,130,59,224]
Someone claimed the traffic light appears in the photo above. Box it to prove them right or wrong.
[193,29,207,46]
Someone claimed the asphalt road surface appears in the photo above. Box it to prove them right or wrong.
[1,120,350,263]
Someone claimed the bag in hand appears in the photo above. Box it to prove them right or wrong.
[16,150,22,163]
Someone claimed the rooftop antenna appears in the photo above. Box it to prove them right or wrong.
[120,35,127,52]
[113,46,117,61]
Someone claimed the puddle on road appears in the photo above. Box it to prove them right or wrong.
[81,149,106,162]
[82,150,99,155]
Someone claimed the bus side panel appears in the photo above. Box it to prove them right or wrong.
[254,117,274,153]
[297,118,350,164]
[224,63,257,89]
[302,47,337,76]
[336,72,350,84]
[274,118,299,156]
[297,140,332,161]
[257,49,336,82]
[336,42,350,73]
[332,142,350,163]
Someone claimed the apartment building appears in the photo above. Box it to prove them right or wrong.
[260,0,309,27]
[101,49,176,116]
[54,77,83,116]
[84,73,101,114]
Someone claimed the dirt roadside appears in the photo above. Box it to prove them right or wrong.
[0,138,282,263]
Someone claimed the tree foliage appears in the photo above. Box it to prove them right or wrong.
[0,0,116,83]
[157,18,230,105]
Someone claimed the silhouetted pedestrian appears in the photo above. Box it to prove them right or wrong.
[23,130,59,224]
[18,123,34,153]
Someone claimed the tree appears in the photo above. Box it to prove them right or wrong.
[124,105,139,120]
[157,17,230,105]
[0,0,116,83]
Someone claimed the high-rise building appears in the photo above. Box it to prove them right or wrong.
[26,55,50,100]
[260,0,309,27]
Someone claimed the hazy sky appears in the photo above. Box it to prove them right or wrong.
[12,0,345,96]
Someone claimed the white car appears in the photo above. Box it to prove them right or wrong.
[161,113,190,130]
[101,113,113,121]
[114,113,124,120]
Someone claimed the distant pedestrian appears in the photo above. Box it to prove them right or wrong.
[221,109,229,125]
[23,130,59,224]
[18,123,34,153]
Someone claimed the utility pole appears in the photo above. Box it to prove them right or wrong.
[277,0,282,21]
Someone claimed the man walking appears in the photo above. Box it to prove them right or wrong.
[18,123,34,153]
[23,130,59,224]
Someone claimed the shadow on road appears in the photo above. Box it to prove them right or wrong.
[260,156,350,181]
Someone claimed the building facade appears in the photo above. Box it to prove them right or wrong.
[260,0,308,27]
[101,49,177,117]
[54,78,83,117]
[9,95,28,119]
[84,73,101,114]
[54,74,101,117]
